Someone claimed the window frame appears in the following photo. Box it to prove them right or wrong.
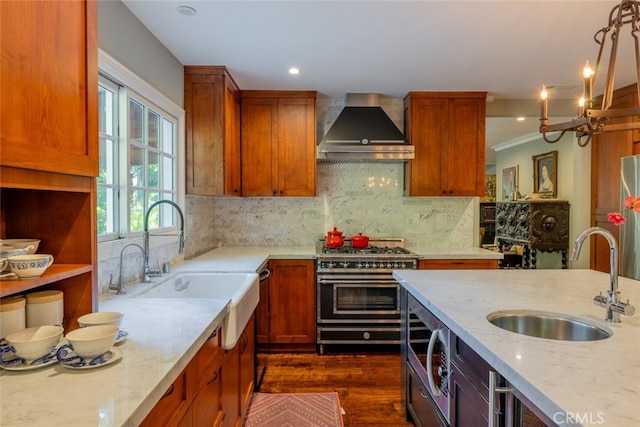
[97,49,185,257]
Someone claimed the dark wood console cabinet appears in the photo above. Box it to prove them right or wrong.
[495,201,570,269]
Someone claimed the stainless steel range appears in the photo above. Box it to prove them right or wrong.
[316,237,420,354]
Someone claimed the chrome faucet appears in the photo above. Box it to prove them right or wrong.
[143,200,185,278]
[109,243,149,295]
[570,226,635,323]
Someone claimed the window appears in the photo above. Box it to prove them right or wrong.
[97,51,184,244]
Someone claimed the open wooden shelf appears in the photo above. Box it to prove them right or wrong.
[0,264,93,297]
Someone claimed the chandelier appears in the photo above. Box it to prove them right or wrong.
[539,0,640,147]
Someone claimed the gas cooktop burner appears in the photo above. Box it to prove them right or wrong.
[321,246,414,255]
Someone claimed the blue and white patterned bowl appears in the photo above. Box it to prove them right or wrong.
[7,254,54,279]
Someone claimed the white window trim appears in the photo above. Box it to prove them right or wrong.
[98,49,186,259]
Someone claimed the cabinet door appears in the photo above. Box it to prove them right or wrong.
[192,361,224,427]
[404,93,485,197]
[277,97,317,196]
[404,97,447,196]
[268,259,316,344]
[222,343,240,427]
[184,67,241,196]
[240,91,316,197]
[239,315,256,424]
[241,98,278,196]
[141,369,191,427]
[0,0,98,177]
[446,98,485,196]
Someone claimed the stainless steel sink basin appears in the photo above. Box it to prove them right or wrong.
[487,310,613,341]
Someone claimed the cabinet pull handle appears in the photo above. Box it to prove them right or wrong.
[418,388,430,399]
[209,329,218,339]
[207,371,219,385]
[426,328,444,396]
[161,383,175,400]
[488,370,511,427]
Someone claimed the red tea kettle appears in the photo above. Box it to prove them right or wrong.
[326,227,344,248]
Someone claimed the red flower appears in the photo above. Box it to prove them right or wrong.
[608,195,640,226]
[623,195,640,213]
[608,212,627,226]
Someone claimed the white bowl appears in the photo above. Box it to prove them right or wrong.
[64,325,119,358]
[77,312,123,328]
[4,325,63,361]
[7,254,54,279]
[0,239,40,254]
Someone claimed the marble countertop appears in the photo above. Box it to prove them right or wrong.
[0,244,500,426]
[394,269,640,426]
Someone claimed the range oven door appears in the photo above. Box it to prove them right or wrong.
[317,275,400,321]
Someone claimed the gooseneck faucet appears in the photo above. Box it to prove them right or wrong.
[143,200,185,278]
[570,226,635,323]
[109,243,149,295]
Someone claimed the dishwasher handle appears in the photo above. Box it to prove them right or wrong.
[259,268,270,282]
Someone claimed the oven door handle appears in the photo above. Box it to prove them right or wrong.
[317,278,398,284]
[426,328,444,397]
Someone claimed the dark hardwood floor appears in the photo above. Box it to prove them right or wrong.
[255,351,415,427]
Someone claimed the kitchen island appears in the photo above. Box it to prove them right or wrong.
[394,269,640,426]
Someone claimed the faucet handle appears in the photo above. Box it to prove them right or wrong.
[610,300,636,317]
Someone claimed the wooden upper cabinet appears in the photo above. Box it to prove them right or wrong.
[184,66,241,196]
[591,83,639,273]
[240,91,317,197]
[404,92,486,196]
[0,0,98,177]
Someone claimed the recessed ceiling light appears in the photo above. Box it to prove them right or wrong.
[176,5,197,16]
[289,67,300,75]
[516,117,525,121]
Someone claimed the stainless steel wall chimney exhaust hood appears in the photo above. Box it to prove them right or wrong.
[317,93,415,161]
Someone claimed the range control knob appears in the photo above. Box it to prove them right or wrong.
[363,331,371,340]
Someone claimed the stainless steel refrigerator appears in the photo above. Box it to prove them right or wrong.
[620,154,640,280]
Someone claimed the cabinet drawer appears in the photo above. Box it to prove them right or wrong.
[406,362,447,427]
[141,369,190,427]
[418,259,498,270]
[193,327,223,390]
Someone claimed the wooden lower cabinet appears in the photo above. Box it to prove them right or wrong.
[256,259,316,351]
[142,316,255,427]
[141,368,192,427]
[222,313,255,427]
[418,259,498,270]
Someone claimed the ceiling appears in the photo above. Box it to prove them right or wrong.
[121,0,637,164]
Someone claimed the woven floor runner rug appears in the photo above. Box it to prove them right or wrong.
[244,392,344,427]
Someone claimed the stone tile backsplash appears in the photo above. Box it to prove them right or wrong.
[185,162,475,254]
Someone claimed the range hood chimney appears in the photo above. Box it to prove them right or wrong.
[317,93,414,162]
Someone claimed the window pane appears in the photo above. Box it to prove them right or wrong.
[162,155,174,191]
[162,118,174,154]
[159,197,176,228]
[97,186,116,235]
[98,85,115,136]
[129,189,145,233]
[148,110,160,149]
[148,151,159,189]
[144,192,161,230]
[99,137,116,185]
[129,99,144,144]
[129,144,145,187]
